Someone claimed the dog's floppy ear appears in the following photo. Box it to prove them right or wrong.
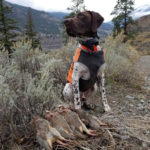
[89,11,104,33]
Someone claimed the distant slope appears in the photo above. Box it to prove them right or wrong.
[50,12,69,19]
[98,22,113,37]
[5,1,61,34]
[137,14,150,32]
[131,15,150,55]
[101,22,113,31]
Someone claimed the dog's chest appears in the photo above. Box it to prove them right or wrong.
[77,50,105,91]
[78,50,104,77]
[80,68,90,80]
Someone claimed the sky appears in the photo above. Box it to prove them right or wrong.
[6,0,150,22]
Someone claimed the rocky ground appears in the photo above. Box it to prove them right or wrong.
[135,55,150,91]
[88,55,150,116]
[107,53,150,116]
[84,55,150,150]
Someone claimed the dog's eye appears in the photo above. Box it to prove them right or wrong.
[77,13,85,18]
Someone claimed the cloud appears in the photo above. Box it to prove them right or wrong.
[6,0,34,7]
[6,0,71,12]
[6,0,150,22]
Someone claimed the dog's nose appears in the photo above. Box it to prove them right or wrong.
[63,19,70,25]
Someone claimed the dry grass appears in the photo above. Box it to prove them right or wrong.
[130,32,150,55]
[101,112,150,149]
[0,41,65,150]
[103,33,143,87]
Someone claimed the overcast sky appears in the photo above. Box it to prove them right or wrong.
[6,0,150,21]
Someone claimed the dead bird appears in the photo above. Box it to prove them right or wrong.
[32,117,69,150]
[58,106,98,139]
[45,111,75,139]
[70,107,108,130]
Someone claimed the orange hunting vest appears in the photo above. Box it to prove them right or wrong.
[67,45,105,92]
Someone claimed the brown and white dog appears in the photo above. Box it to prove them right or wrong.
[63,11,111,112]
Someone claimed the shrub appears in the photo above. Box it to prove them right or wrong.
[103,33,143,87]
[0,41,67,149]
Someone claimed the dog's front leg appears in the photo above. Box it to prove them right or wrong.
[72,62,82,109]
[97,64,111,112]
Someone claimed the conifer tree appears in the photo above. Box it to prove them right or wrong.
[25,8,41,49]
[67,0,85,14]
[0,0,18,55]
[111,0,136,40]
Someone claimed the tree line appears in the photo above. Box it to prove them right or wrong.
[0,0,41,57]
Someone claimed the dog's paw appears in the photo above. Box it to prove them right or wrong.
[82,101,95,110]
[75,104,81,110]
[104,104,111,112]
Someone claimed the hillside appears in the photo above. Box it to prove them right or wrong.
[50,12,69,19]
[131,14,150,55]
[137,14,150,32]
[5,1,61,34]
[99,22,113,37]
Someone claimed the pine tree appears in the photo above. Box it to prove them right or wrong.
[0,0,18,55]
[67,0,85,14]
[25,8,41,49]
[111,0,136,40]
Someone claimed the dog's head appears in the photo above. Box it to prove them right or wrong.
[64,11,104,37]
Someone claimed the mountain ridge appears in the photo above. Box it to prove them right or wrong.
[4,0,113,36]
[5,1,61,34]
[131,14,150,55]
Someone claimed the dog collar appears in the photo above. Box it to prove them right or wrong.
[81,45,98,52]
[78,44,102,52]
[78,37,99,51]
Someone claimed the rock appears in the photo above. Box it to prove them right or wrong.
[129,104,134,107]
[137,103,142,107]
[125,95,134,99]
[121,135,130,140]
[137,95,147,100]
[137,105,145,111]
[140,99,145,103]
[142,142,148,148]
[142,86,150,92]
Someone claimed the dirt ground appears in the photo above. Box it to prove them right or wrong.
[88,55,150,116]
[84,55,150,150]
[106,55,150,117]
[135,55,150,91]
